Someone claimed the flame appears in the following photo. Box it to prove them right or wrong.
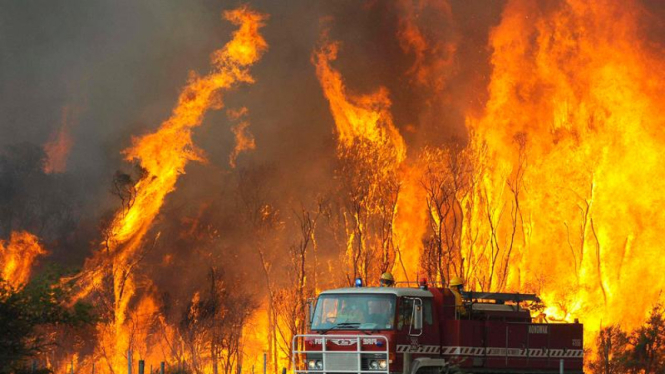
[392,165,428,282]
[313,38,406,161]
[68,7,267,374]
[228,107,256,168]
[314,35,410,284]
[0,231,47,288]
[43,106,78,174]
[24,2,665,372]
[312,2,665,359]
[468,0,665,336]
[241,308,270,372]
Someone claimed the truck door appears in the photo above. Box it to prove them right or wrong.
[398,297,438,356]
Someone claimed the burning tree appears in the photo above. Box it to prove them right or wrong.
[49,7,270,374]
[336,139,402,285]
[465,0,665,334]
[274,207,320,370]
[629,304,665,374]
[481,133,527,292]
[419,143,477,286]
[589,326,631,374]
[314,36,406,286]
[236,165,284,374]
[4,2,665,374]
[177,268,257,374]
[418,133,528,293]
[589,304,665,374]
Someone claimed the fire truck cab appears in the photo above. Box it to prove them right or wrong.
[292,282,583,374]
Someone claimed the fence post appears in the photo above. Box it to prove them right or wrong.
[127,350,132,374]
[71,357,75,374]
[139,360,145,374]
[263,353,267,374]
[160,362,165,374]
[559,359,564,374]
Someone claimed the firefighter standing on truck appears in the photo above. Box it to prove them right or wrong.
[379,272,394,287]
[449,276,467,317]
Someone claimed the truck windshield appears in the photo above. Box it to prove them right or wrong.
[311,294,396,330]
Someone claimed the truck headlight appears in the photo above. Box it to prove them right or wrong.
[307,360,322,370]
[369,359,387,370]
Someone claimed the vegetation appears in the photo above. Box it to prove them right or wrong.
[590,304,665,374]
[0,271,95,374]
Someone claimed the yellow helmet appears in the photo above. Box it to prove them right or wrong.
[380,272,395,286]
[449,276,464,287]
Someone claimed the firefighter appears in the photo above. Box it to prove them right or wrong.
[449,276,467,317]
[369,298,394,328]
[337,302,366,323]
[379,272,395,287]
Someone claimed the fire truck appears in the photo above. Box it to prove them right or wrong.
[292,280,583,374]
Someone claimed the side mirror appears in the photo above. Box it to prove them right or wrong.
[413,303,423,330]
[407,297,423,337]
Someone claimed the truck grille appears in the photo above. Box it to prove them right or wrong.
[293,334,389,374]
[325,353,359,371]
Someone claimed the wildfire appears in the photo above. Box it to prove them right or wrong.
[12,1,665,372]
[311,0,665,356]
[241,309,270,372]
[68,6,268,374]
[468,0,665,335]
[313,33,409,285]
[0,231,47,288]
[313,38,406,162]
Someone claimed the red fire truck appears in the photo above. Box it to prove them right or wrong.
[292,281,583,374]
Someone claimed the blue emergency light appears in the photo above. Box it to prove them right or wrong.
[354,278,363,287]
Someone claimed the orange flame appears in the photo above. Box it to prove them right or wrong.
[241,309,271,371]
[228,107,256,168]
[69,7,268,374]
[392,165,428,282]
[40,2,665,372]
[312,3,665,361]
[468,0,665,336]
[314,35,409,283]
[314,38,406,162]
[0,231,47,288]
